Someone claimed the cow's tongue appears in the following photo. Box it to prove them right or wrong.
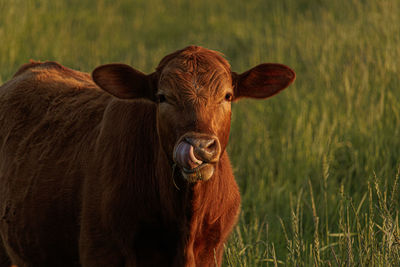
[174,142,203,170]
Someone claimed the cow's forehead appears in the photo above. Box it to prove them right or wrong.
[157,47,232,98]
[156,46,231,72]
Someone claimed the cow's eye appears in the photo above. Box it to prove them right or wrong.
[225,93,233,102]
[157,94,166,103]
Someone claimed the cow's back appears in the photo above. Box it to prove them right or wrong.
[0,62,111,266]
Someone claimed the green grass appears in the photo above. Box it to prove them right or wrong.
[1,0,399,265]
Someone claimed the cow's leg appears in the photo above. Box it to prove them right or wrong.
[192,243,224,267]
[193,220,233,266]
[79,212,125,267]
[79,246,124,267]
[0,239,11,267]
[79,228,125,267]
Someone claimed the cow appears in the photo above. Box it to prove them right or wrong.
[0,46,295,266]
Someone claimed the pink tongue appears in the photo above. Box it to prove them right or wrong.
[174,142,203,169]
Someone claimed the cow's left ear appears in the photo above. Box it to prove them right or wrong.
[232,63,295,101]
[92,64,157,101]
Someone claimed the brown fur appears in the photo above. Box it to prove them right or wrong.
[0,46,295,266]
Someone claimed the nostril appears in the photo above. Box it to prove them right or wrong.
[184,136,221,162]
[203,139,216,150]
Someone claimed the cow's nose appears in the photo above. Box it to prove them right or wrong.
[185,136,221,163]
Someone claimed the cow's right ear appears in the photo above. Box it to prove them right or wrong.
[92,64,157,101]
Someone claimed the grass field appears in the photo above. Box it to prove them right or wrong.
[1,0,400,265]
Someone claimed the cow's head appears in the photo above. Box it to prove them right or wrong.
[92,46,295,183]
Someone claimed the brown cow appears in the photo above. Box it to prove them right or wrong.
[0,46,295,266]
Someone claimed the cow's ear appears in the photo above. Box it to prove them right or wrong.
[232,63,295,101]
[92,64,157,101]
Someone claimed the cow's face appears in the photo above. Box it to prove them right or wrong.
[92,46,295,183]
[155,49,232,182]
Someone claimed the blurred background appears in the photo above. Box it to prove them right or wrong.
[1,0,399,265]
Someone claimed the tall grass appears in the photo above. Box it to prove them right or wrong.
[225,168,400,266]
[1,0,399,265]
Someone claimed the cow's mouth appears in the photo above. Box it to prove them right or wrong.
[173,139,218,182]
[181,163,215,182]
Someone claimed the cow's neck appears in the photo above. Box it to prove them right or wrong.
[153,145,238,265]
[156,147,228,230]
[156,147,224,215]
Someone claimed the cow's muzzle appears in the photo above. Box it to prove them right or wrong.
[173,133,221,182]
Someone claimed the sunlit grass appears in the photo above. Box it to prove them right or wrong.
[1,0,399,265]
